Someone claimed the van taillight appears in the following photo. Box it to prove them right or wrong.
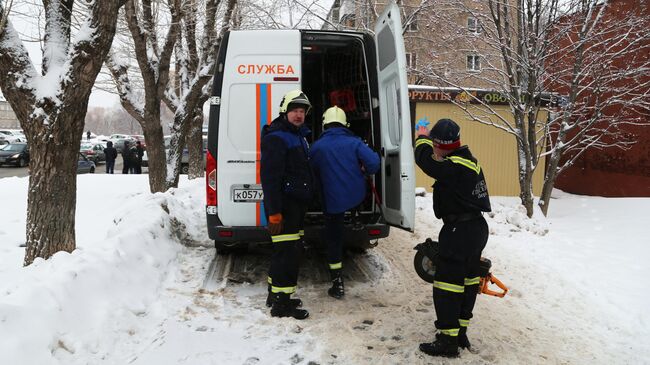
[218,230,233,237]
[368,229,382,236]
[206,150,217,206]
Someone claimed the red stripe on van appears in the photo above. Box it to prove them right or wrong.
[274,77,299,82]
[256,84,273,227]
[256,84,262,227]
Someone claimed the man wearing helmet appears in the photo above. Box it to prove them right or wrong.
[414,118,491,357]
[309,106,380,299]
[260,90,313,320]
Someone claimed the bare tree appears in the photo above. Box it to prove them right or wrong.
[107,0,182,193]
[422,0,649,217]
[538,0,650,215]
[163,0,237,185]
[0,0,126,265]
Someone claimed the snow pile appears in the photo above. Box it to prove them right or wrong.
[486,200,549,236]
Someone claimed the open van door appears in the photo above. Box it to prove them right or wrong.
[374,2,415,232]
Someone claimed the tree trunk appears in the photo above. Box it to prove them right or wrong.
[1,1,126,265]
[24,115,84,265]
[538,146,563,216]
[142,121,167,193]
[187,106,204,179]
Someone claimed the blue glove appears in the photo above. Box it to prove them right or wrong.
[415,117,430,131]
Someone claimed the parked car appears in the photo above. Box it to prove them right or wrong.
[0,129,26,143]
[130,135,146,149]
[141,136,206,173]
[109,136,136,153]
[80,142,106,164]
[0,142,29,167]
[77,153,96,174]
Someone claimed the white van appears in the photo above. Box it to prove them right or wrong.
[206,3,415,251]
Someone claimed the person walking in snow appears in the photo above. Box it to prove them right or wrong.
[260,90,313,320]
[309,106,379,299]
[414,118,491,358]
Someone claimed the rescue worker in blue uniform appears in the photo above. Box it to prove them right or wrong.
[414,118,491,357]
[309,106,380,299]
[261,90,313,320]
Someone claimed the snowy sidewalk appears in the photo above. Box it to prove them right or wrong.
[0,176,648,364]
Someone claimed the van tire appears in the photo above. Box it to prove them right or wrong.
[181,164,189,174]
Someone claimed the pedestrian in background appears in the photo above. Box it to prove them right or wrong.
[309,106,379,299]
[414,118,491,358]
[122,141,132,174]
[104,141,118,174]
[134,141,144,174]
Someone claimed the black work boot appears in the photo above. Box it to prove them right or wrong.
[435,327,471,350]
[458,326,471,350]
[327,269,345,299]
[419,333,459,358]
[265,289,303,308]
[270,293,309,320]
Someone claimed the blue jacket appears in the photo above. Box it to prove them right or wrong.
[261,116,313,216]
[309,127,380,214]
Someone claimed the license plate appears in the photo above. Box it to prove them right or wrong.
[232,188,264,202]
[0,157,5,163]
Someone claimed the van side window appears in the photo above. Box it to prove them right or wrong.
[377,27,396,71]
[386,82,401,146]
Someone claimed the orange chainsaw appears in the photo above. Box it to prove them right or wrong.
[413,238,508,298]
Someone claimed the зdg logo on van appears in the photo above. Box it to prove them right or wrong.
[237,64,296,75]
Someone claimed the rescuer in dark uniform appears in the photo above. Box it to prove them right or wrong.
[260,90,313,320]
[414,118,491,357]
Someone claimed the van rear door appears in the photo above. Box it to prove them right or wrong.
[216,30,301,227]
[374,2,415,232]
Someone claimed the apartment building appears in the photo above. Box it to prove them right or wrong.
[324,0,502,89]
[0,97,20,129]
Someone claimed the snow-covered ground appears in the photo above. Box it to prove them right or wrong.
[0,175,648,364]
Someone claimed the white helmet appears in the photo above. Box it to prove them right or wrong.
[279,90,312,114]
[322,106,349,128]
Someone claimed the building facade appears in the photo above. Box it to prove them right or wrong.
[0,99,20,129]
[324,0,502,88]
[409,86,548,196]
[547,0,650,197]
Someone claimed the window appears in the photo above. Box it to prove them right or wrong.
[406,52,417,68]
[406,15,418,32]
[467,17,482,34]
[467,54,481,71]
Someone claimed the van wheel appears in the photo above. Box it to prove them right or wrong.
[90,166,95,173]
[181,164,189,174]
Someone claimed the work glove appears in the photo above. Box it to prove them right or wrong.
[267,213,283,236]
[415,117,430,137]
